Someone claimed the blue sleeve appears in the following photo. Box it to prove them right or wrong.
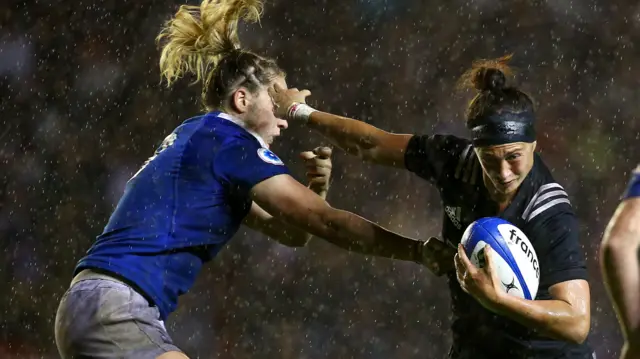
[214,141,290,193]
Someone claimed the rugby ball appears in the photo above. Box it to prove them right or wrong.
[461,217,540,300]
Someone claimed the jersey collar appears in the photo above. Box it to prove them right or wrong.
[214,111,269,149]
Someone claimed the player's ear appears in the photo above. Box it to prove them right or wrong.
[231,87,250,114]
[530,141,537,153]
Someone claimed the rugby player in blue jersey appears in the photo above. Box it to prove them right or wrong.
[53,1,438,358]
[601,166,640,359]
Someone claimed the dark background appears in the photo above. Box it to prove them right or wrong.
[1,0,637,357]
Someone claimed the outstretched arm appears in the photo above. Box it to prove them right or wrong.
[247,184,455,274]
[269,85,412,168]
[306,111,412,168]
[251,173,424,262]
[242,146,422,262]
[218,125,445,273]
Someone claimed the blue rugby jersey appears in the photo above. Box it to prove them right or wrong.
[75,111,289,320]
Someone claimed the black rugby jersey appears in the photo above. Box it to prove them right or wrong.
[405,134,592,359]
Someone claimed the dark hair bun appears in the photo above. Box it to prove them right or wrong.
[473,67,506,92]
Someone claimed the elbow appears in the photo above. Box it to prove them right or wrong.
[565,315,590,344]
[601,233,628,253]
[601,218,640,255]
[360,144,388,164]
[343,144,376,162]
[342,134,381,163]
[600,242,618,265]
[567,332,589,345]
[601,235,637,264]
[358,145,378,162]
[567,329,589,345]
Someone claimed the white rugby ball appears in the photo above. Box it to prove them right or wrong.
[461,217,540,300]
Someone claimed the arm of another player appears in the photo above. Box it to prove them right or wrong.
[243,147,333,247]
[269,84,412,168]
[601,170,640,351]
[250,174,450,273]
[217,142,440,269]
[251,173,426,262]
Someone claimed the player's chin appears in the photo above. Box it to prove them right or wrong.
[496,179,518,193]
[269,134,281,143]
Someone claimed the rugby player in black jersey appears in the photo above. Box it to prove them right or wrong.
[270,55,593,359]
[601,165,640,359]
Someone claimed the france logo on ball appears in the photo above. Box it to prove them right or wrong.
[461,217,540,300]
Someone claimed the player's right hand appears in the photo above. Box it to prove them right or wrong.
[419,237,457,276]
[269,83,311,119]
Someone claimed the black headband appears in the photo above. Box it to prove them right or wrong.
[469,112,536,147]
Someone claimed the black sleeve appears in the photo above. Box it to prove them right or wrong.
[404,134,471,185]
[529,210,588,288]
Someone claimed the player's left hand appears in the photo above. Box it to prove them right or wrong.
[455,244,504,313]
[300,146,332,195]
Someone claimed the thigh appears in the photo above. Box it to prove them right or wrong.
[55,278,183,359]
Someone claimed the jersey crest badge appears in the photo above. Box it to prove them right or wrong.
[257,148,284,165]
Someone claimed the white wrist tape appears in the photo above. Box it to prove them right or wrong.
[287,102,317,122]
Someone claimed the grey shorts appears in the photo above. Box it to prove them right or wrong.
[54,269,183,359]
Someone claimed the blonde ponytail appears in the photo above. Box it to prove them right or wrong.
[156,0,264,87]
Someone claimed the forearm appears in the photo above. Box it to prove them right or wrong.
[320,208,421,262]
[307,111,383,159]
[266,186,329,246]
[244,194,327,247]
[494,294,588,344]
[602,239,640,338]
[294,185,329,244]
[250,175,419,258]
[266,221,310,247]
